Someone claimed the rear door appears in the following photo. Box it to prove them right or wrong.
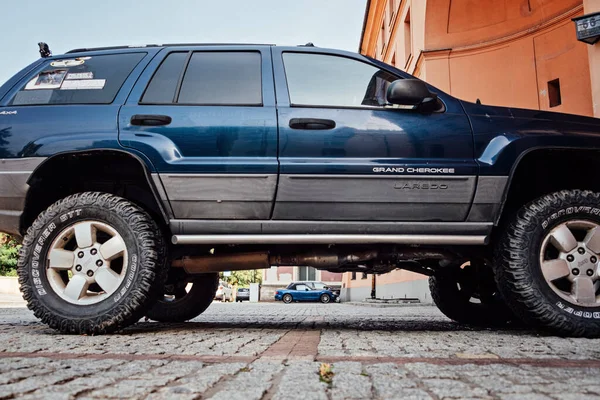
[120,46,278,220]
[271,47,476,223]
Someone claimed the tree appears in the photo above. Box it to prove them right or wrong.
[220,270,263,286]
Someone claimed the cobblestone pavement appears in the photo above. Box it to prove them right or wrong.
[1,302,600,399]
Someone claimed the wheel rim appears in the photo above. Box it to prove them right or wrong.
[283,294,291,303]
[540,220,600,307]
[321,294,330,303]
[46,220,128,305]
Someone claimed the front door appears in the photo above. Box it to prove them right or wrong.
[271,48,476,222]
[120,46,278,220]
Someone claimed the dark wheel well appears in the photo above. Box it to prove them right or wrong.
[497,148,600,229]
[21,150,170,236]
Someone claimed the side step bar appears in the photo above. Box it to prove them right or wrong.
[171,234,487,246]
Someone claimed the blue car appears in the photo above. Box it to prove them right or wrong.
[275,283,337,304]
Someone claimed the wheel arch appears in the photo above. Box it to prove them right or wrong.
[21,149,171,236]
[495,147,600,228]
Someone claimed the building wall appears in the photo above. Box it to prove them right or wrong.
[355,0,600,302]
[360,0,596,115]
[584,0,600,117]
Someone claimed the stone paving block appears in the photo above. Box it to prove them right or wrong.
[272,362,328,400]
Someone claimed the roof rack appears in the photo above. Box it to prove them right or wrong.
[66,43,275,54]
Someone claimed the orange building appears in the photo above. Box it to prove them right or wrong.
[342,0,600,302]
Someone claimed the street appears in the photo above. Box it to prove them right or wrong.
[1,301,600,399]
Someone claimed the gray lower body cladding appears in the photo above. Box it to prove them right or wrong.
[0,158,45,236]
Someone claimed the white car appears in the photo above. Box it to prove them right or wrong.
[214,281,233,302]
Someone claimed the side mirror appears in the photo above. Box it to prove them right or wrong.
[386,79,438,109]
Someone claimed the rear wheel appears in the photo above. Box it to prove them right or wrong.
[146,272,218,322]
[282,293,293,304]
[495,190,600,337]
[429,260,516,327]
[18,192,167,335]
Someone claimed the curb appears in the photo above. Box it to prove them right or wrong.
[345,301,434,308]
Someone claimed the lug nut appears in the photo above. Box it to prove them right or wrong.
[91,249,98,255]
[87,270,94,277]
[578,247,586,255]
[96,260,103,267]
[591,256,597,263]
[573,268,580,276]
[567,255,575,262]
[78,251,84,258]
[587,269,595,277]
[75,265,82,272]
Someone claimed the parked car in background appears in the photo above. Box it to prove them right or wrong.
[236,287,250,302]
[275,282,338,304]
[286,281,341,297]
[215,281,233,302]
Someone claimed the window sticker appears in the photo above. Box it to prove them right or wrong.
[24,69,68,90]
[50,57,91,68]
[60,79,106,90]
[66,72,94,80]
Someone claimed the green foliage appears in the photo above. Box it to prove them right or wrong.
[0,234,19,277]
[220,270,263,286]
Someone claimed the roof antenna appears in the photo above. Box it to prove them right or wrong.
[38,42,51,58]
[303,42,315,47]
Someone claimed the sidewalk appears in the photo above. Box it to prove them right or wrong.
[0,293,25,307]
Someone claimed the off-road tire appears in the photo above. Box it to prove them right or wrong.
[495,190,600,337]
[18,192,167,335]
[146,273,218,322]
[282,293,293,304]
[429,262,516,327]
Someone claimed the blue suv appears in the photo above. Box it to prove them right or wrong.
[1,43,600,336]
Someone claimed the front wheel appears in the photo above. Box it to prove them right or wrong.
[320,293,331,304]
[18,192,167,335]
[146,273,218,322]
[495,190,600,337]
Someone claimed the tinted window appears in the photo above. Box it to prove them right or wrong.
[178,52,262,105]
[283,53,397,108]
[142,52,187,103]
[11,53,145,106]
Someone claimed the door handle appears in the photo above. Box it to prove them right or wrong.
[130,114,172,126]
[289,118,336,130]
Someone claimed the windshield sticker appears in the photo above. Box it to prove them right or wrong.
[50,57,91,68]
[24,69,68,90]
[66,72,94,80]
[60,79,106,90]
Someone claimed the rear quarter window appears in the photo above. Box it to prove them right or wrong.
[11,53,145,106]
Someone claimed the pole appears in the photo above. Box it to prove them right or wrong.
[370,274,376,299]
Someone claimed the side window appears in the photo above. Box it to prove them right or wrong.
[178,52,262,105]
[141,52,188,104]
[295,284,309,291]
[282,53,398,108]
[11,53,145,106]
[142,51,263,106]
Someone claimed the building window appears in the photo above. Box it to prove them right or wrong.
[380,22,386,57]
[351,272,356,280]
[388,0,396,26]
[404,9,412,66]
[362,272,368,280]
[298,266,316,281]
[548,79,562,108]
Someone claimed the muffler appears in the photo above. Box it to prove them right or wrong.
[172,252,270,274]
